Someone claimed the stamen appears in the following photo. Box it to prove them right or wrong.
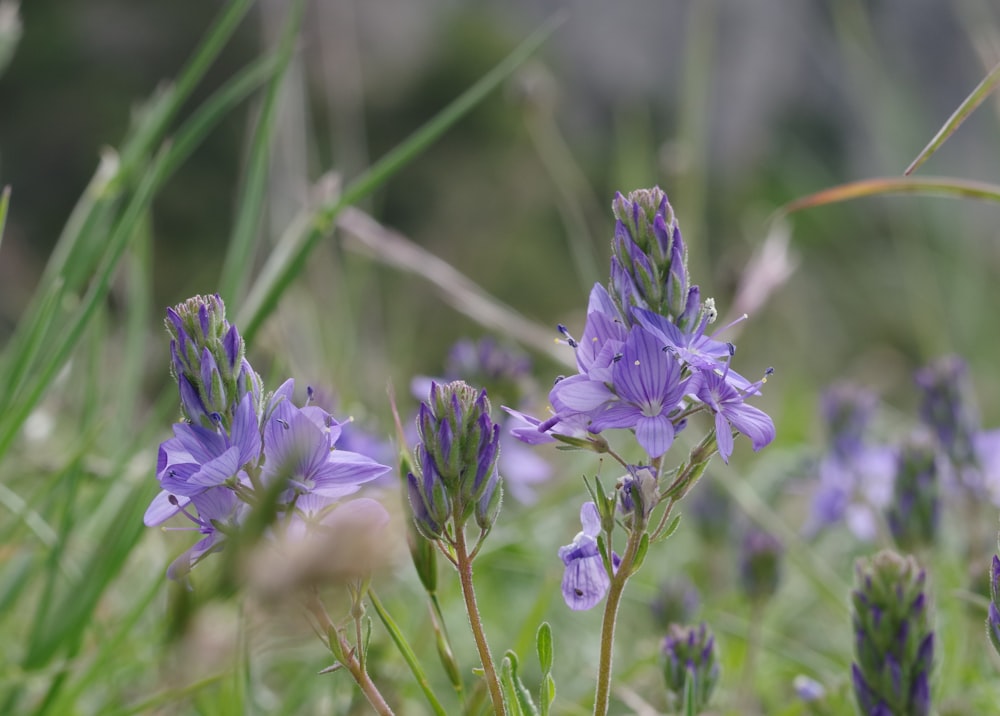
[306,385,315,404]
[276,417,290,430]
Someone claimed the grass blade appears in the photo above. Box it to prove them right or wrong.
[368,590,449,716]
[218,0,306,302]
[905,60,1000,175]
[778,176,1000,217]
[238,12,568,341]
[0,185,9,254]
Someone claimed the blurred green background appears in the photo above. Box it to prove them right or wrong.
[4,0,1000,411]
[5,1,1000,713]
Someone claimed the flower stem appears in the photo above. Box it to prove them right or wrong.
[454,526,507,715]
[306,589,396,716]
[593,517,647,716]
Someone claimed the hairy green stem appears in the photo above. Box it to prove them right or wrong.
[454,527,507,715]
[593,516,648,716]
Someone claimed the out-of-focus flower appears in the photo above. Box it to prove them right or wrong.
[558,502,618,610]
[806,383,895,540]
[986,554,1000,658]
[660,622,719,713]
[650,577,700,629]
[262,379,390,507]
[739,527,783,603]
[793,674,826,702]
[148,297,392,581]
[851,550,933,716]
[886,432,939,551]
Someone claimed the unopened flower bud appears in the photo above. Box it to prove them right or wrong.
[661,622,719,713]
[851,550,934,716]
[739,528,783,604]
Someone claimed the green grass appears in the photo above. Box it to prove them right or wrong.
[4,2,1000,715]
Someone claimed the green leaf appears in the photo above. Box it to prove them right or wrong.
[631,532,650,574]
[367,590,448,716]
[906,60,1000,175]
[536,622,553,674]
[500,651,538,716]
[655,514,683,543]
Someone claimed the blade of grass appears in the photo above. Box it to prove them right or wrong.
[0,53,280,454]
[237,11,568,341]
[23,477,153,669]
[778,176,1000,217]
[0,185,9,253]
[219,0,306,302]
[905,60,1000,175]
[117,0,256,175]
[369,590,449,716]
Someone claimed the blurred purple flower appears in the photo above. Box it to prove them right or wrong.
[262,379,391,506]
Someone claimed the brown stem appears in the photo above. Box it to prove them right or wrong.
[454,527,507,715]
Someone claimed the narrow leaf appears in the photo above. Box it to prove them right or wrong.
[906,60,1000,175]
[779,176,1000,217]
[536,622,553,674]
[368,591,448,716]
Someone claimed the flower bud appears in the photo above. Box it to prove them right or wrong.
[739,528,783,604]
[915,355,982,492]
[165,295,260,430]
[660,622,719,713]
[986,554,1000,658]
[851,550,934,716]
[886,433,939,551]
[609,187,689,322]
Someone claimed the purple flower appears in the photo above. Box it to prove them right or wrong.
[583,326,689,457]
[144,392,261,526]
[165,486,245,580]
[807,384,895,539]
[692,367,775,463]
[558,502,618,610]
[262,380,391,505]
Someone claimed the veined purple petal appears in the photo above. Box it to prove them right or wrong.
[561,555,609,610]
[144,490,189,526]
[635,414,674,458]
[550,374,614,413]
[580,501,601,536]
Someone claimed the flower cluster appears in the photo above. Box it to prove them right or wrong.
[527,187,774,463]
[809,356,1000,543]
[660,622,719,714]
[406,380,503,541]
[851,550,934,716]
[415,338,551,504]
[806,383,895,540]
[521,187,774,611]
[145,295,391,579]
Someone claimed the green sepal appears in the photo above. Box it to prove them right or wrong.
[631,532,650,575]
